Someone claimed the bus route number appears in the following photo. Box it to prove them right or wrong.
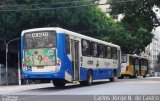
[32,32,48,37]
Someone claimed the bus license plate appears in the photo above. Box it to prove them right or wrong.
[37,66,44,69]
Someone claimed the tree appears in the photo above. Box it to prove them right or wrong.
[110,0,160,28]
[109,0,154,54]
[0,0,113,41]
[0,0,154,55]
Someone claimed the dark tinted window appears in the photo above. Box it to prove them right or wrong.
[82,39,90,56]
[99,44,106,58]
[66,35,70,54]
[91,42,98,57]
[24,31,56,49]
[112,47,117,60]
[107,46,112,59]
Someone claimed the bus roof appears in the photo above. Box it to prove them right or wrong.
[123,54,149,60]
[22,27,120,49]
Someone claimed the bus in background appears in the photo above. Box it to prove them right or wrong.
[21,27,121,87]
[120,54,149,78]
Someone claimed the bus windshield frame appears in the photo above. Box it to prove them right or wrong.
[24,31,56,49]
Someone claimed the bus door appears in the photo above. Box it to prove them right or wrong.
[135,58,139,76]
[71,40,79,81]
[132,58,136,76]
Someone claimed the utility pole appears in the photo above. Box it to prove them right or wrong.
[0,38,20,85]
[0,38,7,85]
[6,38,20,85]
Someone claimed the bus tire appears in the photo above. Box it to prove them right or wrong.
[52,79,66,88]
[87,71,93,85]
[80,71,93,86]
[109,73,115,82]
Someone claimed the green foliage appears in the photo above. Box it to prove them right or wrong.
[110,0,160,29]
[109,0,154,54]
[0,0,154,55]
[0,0,112,41]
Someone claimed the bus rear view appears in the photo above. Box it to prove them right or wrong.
[21,29,66,87]
[21,27,121,87]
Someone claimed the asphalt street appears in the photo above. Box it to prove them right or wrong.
[0,77,160,101]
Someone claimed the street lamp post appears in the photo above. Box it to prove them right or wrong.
[6,38,20,86]
[0,38,19,85]
[0,38,7,85]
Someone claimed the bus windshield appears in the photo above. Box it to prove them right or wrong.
[24,31,56,49]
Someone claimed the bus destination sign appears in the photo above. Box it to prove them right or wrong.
[32,32,48,37]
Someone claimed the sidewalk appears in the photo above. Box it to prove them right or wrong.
[0,83,53,94]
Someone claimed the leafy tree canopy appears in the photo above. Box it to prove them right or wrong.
[109,0,155,54]
[0,0,112,41]
[0,0,155,54]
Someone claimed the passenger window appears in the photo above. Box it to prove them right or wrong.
[82,39,91,56]
[91,42,98,57]
[99,44,106,58]
[107,46,112,59]
[112,47,117,60]
[66,35,70,54]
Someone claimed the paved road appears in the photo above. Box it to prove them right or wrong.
[1,77,160,101]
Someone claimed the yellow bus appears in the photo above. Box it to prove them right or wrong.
[120,54,149,78]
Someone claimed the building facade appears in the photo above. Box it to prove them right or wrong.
[144,29,160,68]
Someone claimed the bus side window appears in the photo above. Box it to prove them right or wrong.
[81,39,91,56]
[112,47,117,60]
[107,46,112,59]
[99,44,106,58]
[66,35,70,54]
[91,42,99,57]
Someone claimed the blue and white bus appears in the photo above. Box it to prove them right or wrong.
[21,27,121,87]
